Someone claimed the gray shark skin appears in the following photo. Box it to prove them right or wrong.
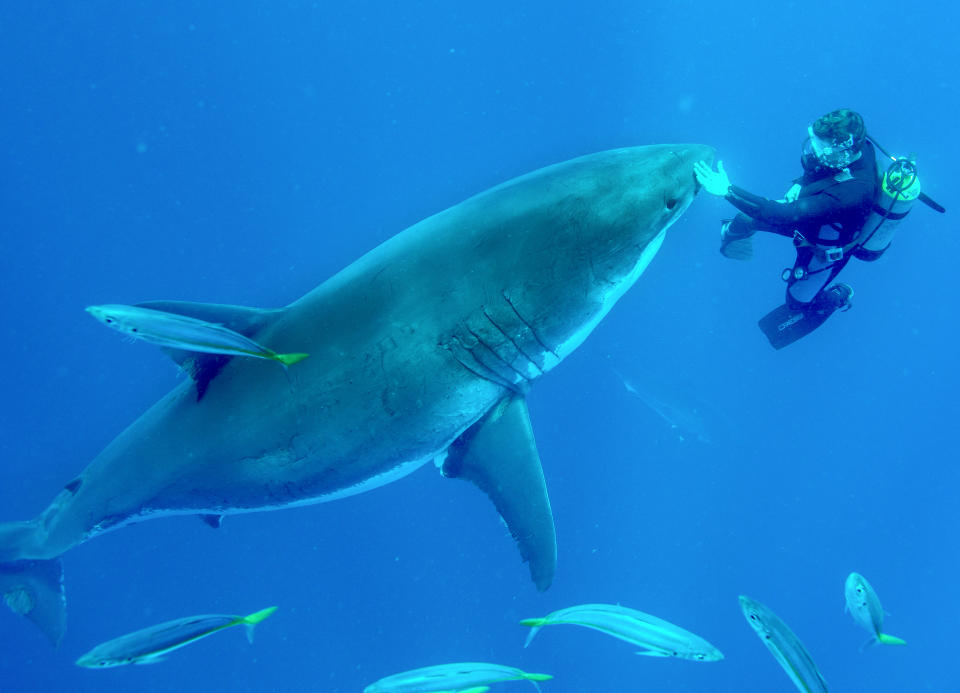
[0,144,713,645]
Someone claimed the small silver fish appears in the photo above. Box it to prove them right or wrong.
[520,602,723,661]
[844,572,905,649]
[363,662,551,693]
[76,606,277,668]
[739,596,828,693]
[86,304,308,366]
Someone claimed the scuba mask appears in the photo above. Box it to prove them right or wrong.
[806,125,858,169]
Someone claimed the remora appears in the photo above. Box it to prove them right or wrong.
[0,144,713,644]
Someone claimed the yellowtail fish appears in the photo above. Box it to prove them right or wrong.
[844,572,905,649]
[76,606,277,668]
[363,662,552,692]
[739,596,828,693]
[86,304,309,366]
[520,602,723,661]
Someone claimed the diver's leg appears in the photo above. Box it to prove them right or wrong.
[758,255,850,349]
[719,213,760,260]
[791,255,853,312]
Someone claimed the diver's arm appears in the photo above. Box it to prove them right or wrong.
[695,159,869,234]
[725,185,842,232]
[695,161,824,232]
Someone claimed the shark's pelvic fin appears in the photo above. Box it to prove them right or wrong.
[442,396,557,590]
[136,301,283,400]
[199,514,223,529]
[0,556,66,647]
[169,352,229,401]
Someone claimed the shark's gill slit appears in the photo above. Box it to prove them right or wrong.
[501,292,558,360]
[482,308,545,376]
[443,335,522,393]
[466,327,531,384]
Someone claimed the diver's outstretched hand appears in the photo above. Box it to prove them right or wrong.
[694,160,731,197]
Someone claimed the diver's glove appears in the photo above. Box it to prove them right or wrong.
[694,160,731,197]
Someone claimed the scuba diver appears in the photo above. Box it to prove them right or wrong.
[694,108,945,349]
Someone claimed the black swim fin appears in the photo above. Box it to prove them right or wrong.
[758,284,853,349]
[758,304,831,349]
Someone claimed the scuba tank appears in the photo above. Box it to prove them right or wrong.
[855,155,920,258]
[853,134,945,261]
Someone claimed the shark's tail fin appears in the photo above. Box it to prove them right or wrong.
[0,557,66,647]
[0,521,66,647]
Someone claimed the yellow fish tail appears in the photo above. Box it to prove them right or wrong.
[877,632,906,646]
[240,606,278,643]
[274,352,310,366]
[520,617,550,648]
[519,617,548,627]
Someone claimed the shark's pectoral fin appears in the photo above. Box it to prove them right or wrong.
[442,396,556,591]
[136,301,283,400]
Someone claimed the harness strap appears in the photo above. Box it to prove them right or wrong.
[792,162,887,263]
[871,201,908,220]
[793,231,859,263]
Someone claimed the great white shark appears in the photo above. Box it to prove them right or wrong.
[0,143,713,645]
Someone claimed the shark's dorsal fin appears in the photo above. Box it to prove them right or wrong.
[442,396,556,590]
[135,301,283,401]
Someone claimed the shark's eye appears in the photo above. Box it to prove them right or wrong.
[105,318,114,324]
[665,198,678,211]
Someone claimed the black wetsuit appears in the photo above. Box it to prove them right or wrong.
[725,140,878,309]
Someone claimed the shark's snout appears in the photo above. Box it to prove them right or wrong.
[671,144,714,200]
[692,145,716,195]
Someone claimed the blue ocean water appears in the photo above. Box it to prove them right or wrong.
[1,1,956,691]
